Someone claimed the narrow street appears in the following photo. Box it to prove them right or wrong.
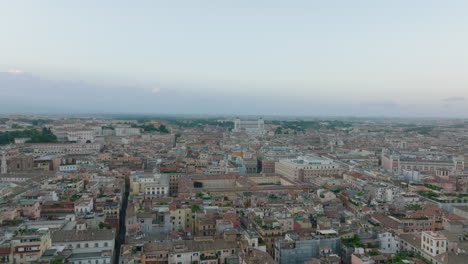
[114,177,130,264]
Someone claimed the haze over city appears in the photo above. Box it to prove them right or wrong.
[1,0,468,117]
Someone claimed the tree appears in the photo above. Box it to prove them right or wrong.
[275,127,283,134]
[158,124,169,133]
[191,204,201,213]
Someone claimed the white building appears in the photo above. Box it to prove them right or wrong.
[14,137,31,144]
[51,229,115,263]
[115,127,141,136]
[366,183,400,203]
[52,128,95,143]
[421,231,447,257]
[74,198,94,214]
[30,143,101,154]
[66,129,95,143]
[377,232,399,253]
[233,118,265,135]
[130,172,169,197]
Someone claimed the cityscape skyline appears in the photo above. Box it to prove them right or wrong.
[1,70,467,118]
[2,2,468,263]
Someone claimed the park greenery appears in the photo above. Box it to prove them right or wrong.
[168,119,234,130]
[0,128,58,145]
[131,124,170,133]
[116,116,235,130]
[271,120,352,134]
[404,126,434,135]
[0,118,53,126]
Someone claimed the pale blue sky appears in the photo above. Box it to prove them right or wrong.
[1,1,467,116]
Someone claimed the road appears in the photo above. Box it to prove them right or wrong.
[114,177,130,264]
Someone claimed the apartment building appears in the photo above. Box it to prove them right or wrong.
[171,207,194,232]
[51,229,115,264]
[28,143,101,154]
[140,238,237,264]
[421,231,447,257]
[114,127,141,136]
[381,149,464,174]
[10,228,51,264]
[130,172,169,197]
[274,231,341,264]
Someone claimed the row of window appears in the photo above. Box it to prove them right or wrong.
[146,191,164,194]
[65,242,110,249]
[73,258,110,264]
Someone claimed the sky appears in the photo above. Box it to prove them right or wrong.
[0,0,467,117]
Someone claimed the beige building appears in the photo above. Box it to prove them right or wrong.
[170,207,194,231]
[10,228,51,263]
[130,172,169,197]
[275,156,342,183]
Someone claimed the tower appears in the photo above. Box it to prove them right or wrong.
[1,153,7,174]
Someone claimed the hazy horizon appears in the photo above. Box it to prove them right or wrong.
[1,1,468,117]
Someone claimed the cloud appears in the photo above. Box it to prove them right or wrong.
[151,87,161,94]
[362,101,399,108]
[443,96,465,102]
[5,69,25,74]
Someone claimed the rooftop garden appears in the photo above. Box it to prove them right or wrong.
[200,253,218,260]
[341,235,364,248]
[258,237,266,246]
[1,219,24,227]
[418,190,468,203]
[417,190,439,198]
[390,213,429,221]
[405,204,422,210]
[98,222,112,229]
[424,184,443,191]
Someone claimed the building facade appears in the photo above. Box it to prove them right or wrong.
[275,156,342,183]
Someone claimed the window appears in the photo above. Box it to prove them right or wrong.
[95,243,99,247]
[104,242,108,247]
[85,243,89,248]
